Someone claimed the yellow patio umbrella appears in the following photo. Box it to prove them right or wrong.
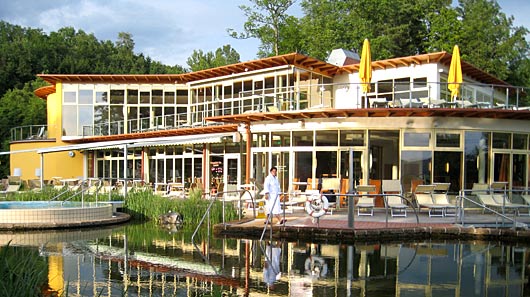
[359,39,372,105]
[359,39,372,93]
[447,45,462,100]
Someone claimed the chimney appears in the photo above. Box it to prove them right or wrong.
[327,49,360,66]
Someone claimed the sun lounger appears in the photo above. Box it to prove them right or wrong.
[432,183,457,216]
[492,194,529,216]
[282,191,307,213]
[399,98,423,108]
[414,185,444,217]
[476,194,526,215]
[355,185,376,216]
[382,180,408,217]
[521,195,530,215]
[0,184,21,197]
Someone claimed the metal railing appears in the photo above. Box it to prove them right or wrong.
[456,188,529,229]
[48,178,103,206]
[10,124,47,141]
[13,82,529,140]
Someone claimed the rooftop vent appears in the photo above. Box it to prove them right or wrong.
[327,49,360,66]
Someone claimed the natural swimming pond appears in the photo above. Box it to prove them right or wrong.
[1,221,529,296]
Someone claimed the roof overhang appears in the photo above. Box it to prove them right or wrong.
[340,51,510,86]
[64,124,238,143]
[206,108,530,125]
[36,53,339,87]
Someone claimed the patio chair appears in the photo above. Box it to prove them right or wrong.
[414,185,444,217]
[355,185,375,216]
[476,194,525,215]
[399,98,423,108]
[163,183,185,199]
[0,184,21,197]
[382,179,408,217]
[520,195,530,215]
[282,190,308,214]
[454,99,478,108]
[492,194,529,216]
[432,183,457,216]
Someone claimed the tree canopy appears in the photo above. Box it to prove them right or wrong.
[231,0,529,86]
[187,45,241,71]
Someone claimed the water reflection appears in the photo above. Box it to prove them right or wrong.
[1,222,529,296]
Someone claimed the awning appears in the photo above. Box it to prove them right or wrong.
[0,148,39,155]
[127,133,233,148]
[35,132,235,154]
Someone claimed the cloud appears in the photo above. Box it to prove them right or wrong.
[0,0,263,66]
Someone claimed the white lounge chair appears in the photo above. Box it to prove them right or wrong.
[520,195,530,215]
[282,191,308,214]
[382,180,408,217]
[492,194,529,216]
[476,194,526,215]
[432,183,457,216]
[414,185,444,217]
[0,184,21,197]
[399,98,423,108]
[355,185,376,216]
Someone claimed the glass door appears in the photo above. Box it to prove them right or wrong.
[224,153,241,194]
[340,149,364,191]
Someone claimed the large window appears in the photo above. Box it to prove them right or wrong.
[401,151,432,193]
[369,130,399,181]
[464,132,489,189]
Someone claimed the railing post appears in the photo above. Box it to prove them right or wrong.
[348,149,355,228]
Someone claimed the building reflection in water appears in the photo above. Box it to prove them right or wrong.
[2,227,529,296]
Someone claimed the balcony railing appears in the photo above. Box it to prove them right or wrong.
[10,125,47,142]
[11,82,530,140]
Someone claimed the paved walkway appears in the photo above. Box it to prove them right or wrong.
[215,208,530,244]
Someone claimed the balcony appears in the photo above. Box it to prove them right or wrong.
[11,82,530,141]
[10,125,47,142]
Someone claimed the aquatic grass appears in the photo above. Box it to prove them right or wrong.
[124,189,238,226]
[0,242,48,297]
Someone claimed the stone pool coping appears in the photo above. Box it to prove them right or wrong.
[0,212,130,230]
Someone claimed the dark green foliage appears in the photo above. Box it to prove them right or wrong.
[0,243,48,297]
[187,44,241,71]
[0,21,188,176]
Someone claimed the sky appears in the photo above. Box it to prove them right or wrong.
[0,0,527,68]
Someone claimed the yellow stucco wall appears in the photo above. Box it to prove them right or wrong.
[9,82,84,181]
[47,83,62,139]
[10,141,83,180]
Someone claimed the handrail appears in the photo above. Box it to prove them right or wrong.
[193,189,257,243]
[260,191,283,242]
[456,189,528,229]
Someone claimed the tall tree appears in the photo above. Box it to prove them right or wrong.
[456,0,528,82]
[298,0,450,61]
[187,45,241,71]
[0,80,47,176]
[228,0,296,57]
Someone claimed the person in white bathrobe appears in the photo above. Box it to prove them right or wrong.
[263,166,284,224]
[263,241,281,289]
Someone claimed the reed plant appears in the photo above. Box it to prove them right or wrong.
[124,189,237,226]
[0,243,48,297]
